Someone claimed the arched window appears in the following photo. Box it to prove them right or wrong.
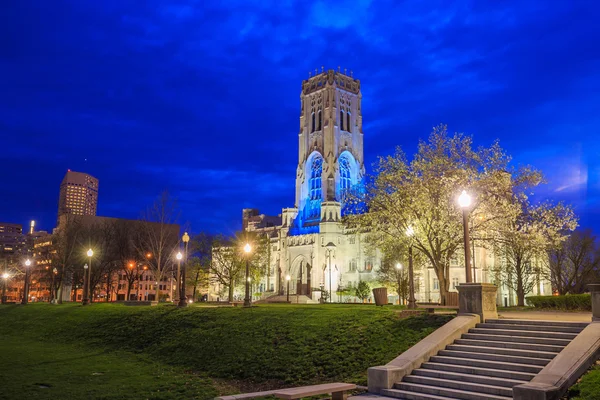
[311,112,315,133]
[317,110,322,130]
[309,157,323,200]
[346,112,351,132]
[339,156,351,192]
[340,110,344,131]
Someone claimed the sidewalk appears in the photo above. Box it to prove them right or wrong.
[498,310,592,322]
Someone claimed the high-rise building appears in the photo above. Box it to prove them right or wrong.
[57,170,99,220]
[0,222,24,255]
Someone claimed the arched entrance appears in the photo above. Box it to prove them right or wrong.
[290,256,312,299]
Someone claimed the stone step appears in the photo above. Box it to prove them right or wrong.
[462,332,572,346]
[477,322,583,334]
[446,344,558,360]
[486,319,589,328]
[377,389,462,400]
[438,349,550,366]
[469,327,577,340]
[454,338,565,353]
[411,368,524,388]
[385,383,512,400]
[429,355,543,374]
[421,361,536,381]
[401,375,512,397]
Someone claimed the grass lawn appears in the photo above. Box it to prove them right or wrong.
[569,363,600,400]
[0,303,451,399]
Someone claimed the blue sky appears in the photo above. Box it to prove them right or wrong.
[1,0,599,234]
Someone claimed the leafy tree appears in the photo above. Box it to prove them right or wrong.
[493,200,576,306]
[210,231,265,302]
[344,125,544,304]
[548,229,599,295]
[355,280,371,302]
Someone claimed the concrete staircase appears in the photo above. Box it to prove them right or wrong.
[381,319,589,400]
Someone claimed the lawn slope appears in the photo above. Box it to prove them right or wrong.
[0,303,451,399]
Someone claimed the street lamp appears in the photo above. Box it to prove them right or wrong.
[405,225,417,309]
[458,190,473,283]
[176,251,182,304]
[286,275,291,303]
[243,242,252,307]
[82,263,89,305]
[324,242,336,304]
[395,263,403,305]
[1,272,9,304]
[83,249,93,305]
[21,259,32,305]
[178,232,190,307]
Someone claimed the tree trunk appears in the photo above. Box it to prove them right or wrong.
[106,273,111,302]
[438,275,450,305]
[126,282,132,300]
[228,281,234,303]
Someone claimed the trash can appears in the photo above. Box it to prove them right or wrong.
[372,287,388,306]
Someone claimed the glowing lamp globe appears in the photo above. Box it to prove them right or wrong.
[243,243,252,253]
[176,252,183,260]
[458,190,472,208]
[2,273,9,280]
[87,249,94,257]
[25,259,31,267]
[396,263,402,270]
[285,275,291,281]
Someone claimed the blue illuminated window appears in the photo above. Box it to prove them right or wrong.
[339,156,351,192]
[310,157,323,200]
[311,112,316,133]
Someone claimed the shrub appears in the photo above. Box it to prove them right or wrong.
[525,294,591,311]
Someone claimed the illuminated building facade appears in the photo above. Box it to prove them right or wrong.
[207,70,554,306]
[57,170,99,221]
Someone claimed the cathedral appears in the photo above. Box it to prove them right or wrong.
[210,69,551,305]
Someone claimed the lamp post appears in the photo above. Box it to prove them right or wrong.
[405,225,417,309]
[82,263,89,305]
[176,251,182,303]
[51,268,58,303]
[324,242,336,304]
[178,232,190,307]
[286,275,291,303]
[243,242,252,308]
[84,249,93,304]
[21,259,32,305]
[2,273,9,304]
[458,190,473,283]
[395,263,403,305]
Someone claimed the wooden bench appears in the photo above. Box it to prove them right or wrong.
[274,382,356,400]
[215,383,357,400]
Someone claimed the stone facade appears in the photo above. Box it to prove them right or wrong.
[208,70,552,305]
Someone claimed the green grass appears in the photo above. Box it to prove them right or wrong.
[0,303,452,399]
[569,364,600,400]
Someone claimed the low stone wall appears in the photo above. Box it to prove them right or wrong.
[367,314,480,394]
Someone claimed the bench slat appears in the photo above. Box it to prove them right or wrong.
[274,383,356,399]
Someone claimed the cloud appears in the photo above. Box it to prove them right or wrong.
[1,0,599,233]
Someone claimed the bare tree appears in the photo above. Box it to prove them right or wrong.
[549,229,599,294]
[51,215,83,304]
[135,192,180,301]
[112,219,139,300]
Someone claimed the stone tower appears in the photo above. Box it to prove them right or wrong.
[294,69,365,232]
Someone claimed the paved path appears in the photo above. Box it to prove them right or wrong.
[498,310,592,322]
